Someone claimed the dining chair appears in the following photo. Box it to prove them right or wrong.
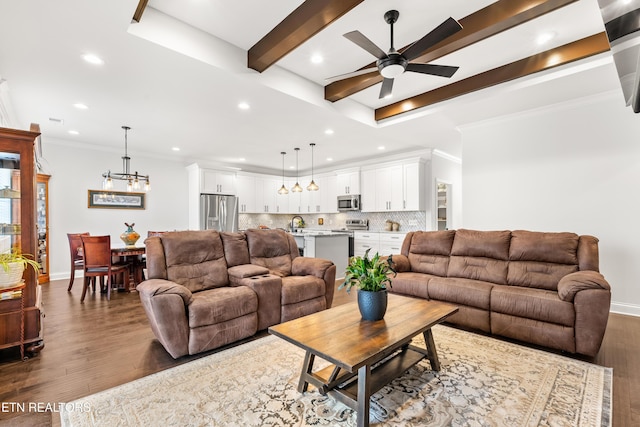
[67,232,89,291]
[80,235,129,302]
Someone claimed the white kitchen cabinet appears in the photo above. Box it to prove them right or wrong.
[320,174,338,213]
[354,231,380,258]
[403,161,425,211]
[255,176,279,213]
[360,169,376,212]
[376,164,403,211]
[201,168,236,195]
[336,169,360,195]
[361,160,424,212]
[379,233,407,255]
[236,173,256,213]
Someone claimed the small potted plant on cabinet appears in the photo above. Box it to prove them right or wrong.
[339,248,396,321]
[0,248,40,289]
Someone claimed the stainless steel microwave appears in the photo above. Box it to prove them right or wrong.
[337,194,361,211]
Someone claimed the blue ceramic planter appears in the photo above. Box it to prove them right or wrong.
[357,289,388,321]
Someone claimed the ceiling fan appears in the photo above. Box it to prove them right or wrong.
[333,10,463,99]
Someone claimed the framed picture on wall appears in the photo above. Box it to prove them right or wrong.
[87,190,145,209]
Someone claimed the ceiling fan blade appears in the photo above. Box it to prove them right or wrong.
[344,31,388,60]
[402,17,463,62]
[405,63,459,78]
[325,67,378,82]
[379,78,394,99]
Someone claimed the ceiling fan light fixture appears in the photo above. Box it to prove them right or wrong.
[380,64,405,79]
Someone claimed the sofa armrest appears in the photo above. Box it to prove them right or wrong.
[228,264,270,281]
[558,271,611,302]
[292,257,336,309]
[136,279,192,358]
[137,279,193,305]
[389,254,410,272]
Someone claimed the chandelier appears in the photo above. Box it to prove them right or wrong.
[102,126,150,192]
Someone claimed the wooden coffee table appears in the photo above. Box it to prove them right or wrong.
[268,294,458,427]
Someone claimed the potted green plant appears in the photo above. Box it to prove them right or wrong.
[339,248,396,321]
[0,248,40,288]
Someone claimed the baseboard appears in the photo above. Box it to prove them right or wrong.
[610,301,640,317]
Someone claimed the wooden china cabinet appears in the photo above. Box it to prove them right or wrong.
[0,127,44,358]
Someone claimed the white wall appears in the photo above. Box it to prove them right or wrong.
[460,91,640,316]
[41,138,190,281]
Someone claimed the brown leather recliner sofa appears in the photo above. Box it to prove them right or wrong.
[389,229,611,357]
[137,229,336,358]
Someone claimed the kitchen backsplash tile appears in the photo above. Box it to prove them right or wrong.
[239,211,427,233]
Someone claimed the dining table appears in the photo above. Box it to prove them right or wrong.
[110,244,146,291]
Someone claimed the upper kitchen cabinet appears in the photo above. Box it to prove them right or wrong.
[361,159,425,212]
[403,160,425,211]
[187,164,236,195]
[236,173,256,213]
[319,174,338,213]
[336,168,360,195]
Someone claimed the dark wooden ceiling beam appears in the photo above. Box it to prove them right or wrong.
[132,0,149,23]
[374,32,610,121]
[325,0,579,102]
[248,0,364,73]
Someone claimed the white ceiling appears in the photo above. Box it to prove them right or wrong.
[0,0,625,175]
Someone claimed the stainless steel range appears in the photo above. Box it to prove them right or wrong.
[332,219,368,257]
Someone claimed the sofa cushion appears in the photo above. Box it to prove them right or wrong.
[428,277,493,310]
[221,232,250,267]
[407,230,455,275]
[187,286,258,328]
[508,230,580,290]
[162,230,229,292]
[448,230,510,284]
[390,272,435,300]
[491,286,575,327]
[281,275,325,305]
[447,256,509,285]
[509,230,579,264]
[245,229,293,277]
[451,229,511,260]
[508,261,577,291]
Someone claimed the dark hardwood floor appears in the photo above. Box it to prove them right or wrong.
[0,279,637,426]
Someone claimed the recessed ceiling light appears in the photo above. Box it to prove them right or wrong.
[324,129,334,135]
[172,147,180,152]
[622,0,632,4]
[326,157,333,162]
[378,146,385,150]
[311,53,324,64]
[82,53,104,65]
[73,103,88,110]
[536,31,556,45]
[238,102,250,110]
[68,130,79,135]
[238,158,246,162]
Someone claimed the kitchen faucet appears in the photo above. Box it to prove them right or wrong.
[290,215,304,232]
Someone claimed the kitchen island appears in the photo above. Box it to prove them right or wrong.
[290,231,349,279]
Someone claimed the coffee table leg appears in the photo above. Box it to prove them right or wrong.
[423,329,440,371]
[357,364,371,427]
[297,351,315,393]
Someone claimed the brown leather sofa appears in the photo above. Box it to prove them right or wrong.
[389,229,611,357]
[137,229,336,358]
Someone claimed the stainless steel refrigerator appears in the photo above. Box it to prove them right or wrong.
[199,194,239,232]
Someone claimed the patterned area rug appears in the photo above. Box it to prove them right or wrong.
[60,325,611,426]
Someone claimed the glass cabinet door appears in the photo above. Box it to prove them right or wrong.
[36,174,50,283]
[0,154,22,253]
